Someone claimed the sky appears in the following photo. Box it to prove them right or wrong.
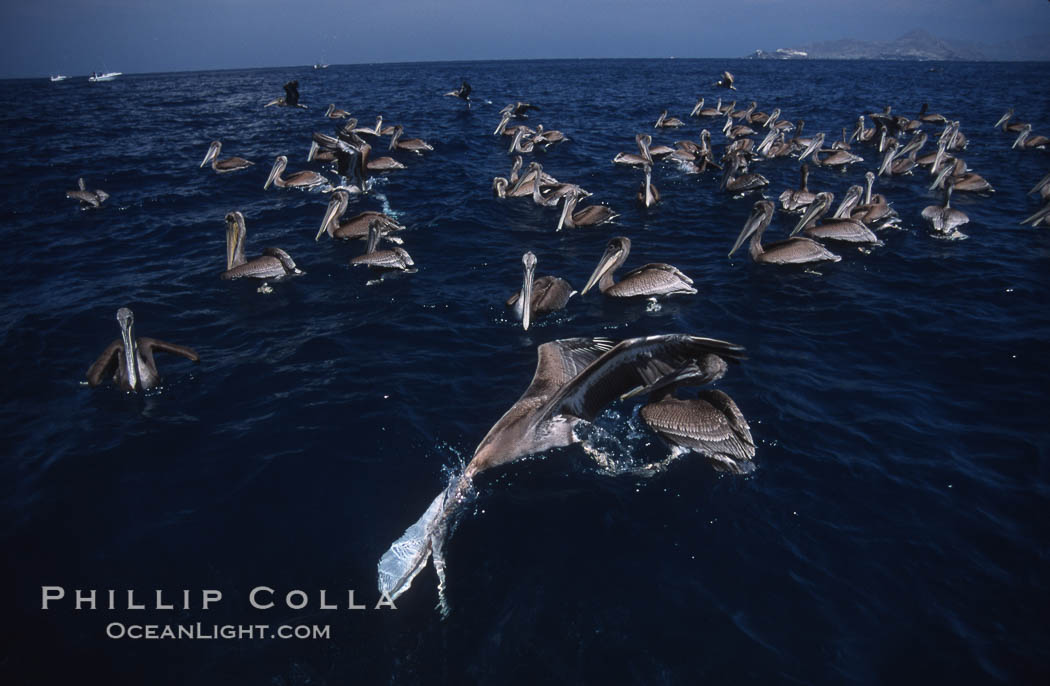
[1,0,1046,78]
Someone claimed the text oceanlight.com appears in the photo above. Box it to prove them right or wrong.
[105,623,331,640]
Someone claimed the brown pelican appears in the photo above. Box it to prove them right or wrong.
[377,333,746,610]
[264,81,307,108]
[921,182,969,240]
[556,188,617,230]
[315,190,404,242]
[850,116,876,144]
[582,237,695,298]
[444,81,471,105]
[527,163,580,208]
[532,125,569,147]
[222,211,303,281]
[1012,124,1049,150]
[86,308,199,392]
[1030,172,1050,201]
[731,101,757,122]
[994,108,1027,133]
[695,98,723,118]
[1022,203,1050,228]
[509,127,535,154]
[799,133,864,169]
[506,252,575,331]
[66,178,109,209]
[791,192,880,245]
[389,125,433,153]
[493,112,536,138]
[501,101,539,118]
[917,103,948,125]
[714,71,736,90]
[720,153,768,193]
[637,164,659,208]
[264,155,327,190]
[877,140,917,177]
[930,160,994,194]
[729,200,841,265]
[655,110,685,128]
[613,134,654,167]
[325,104,351,119]
[754,107,781,128]
[852,172,899,229]
[779,164,817,213]
[343,141,407,175]
[200,141,254,173]
[831,128,852,151]
[723,116,755,140]
[349,219,415,271]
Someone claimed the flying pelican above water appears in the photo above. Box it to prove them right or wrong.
[377,333,747,611]
[222,211,303,281]
[506,252,575,331]
[729,200,841,265]
[445,81,471,105]
[714,71,736,90]
[264,81,307,108]
[264,155,327,190]
[66,177,109,209]
[582,236,696,298]
[200,141,254,173]
[86,307,199,392]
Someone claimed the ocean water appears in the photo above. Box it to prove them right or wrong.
[2,58,1048,684]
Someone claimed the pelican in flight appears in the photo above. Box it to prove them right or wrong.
[445,81,471,105]
[86,308,199,392]
[325,104,351,119]
[922,182,969,240]
[729,200,841,265]
[377,333,747,611]
[264,81,307,108]
[222,211,303,281]
[506,252,575,331]
[200,141,254,173]
[791,192,880,245]
[315,190,404,242]
[66,178,109,209]
[389,125,433,153]
[349,219,415,271]
[557,188,617,230]
[264,155,327,190]
[582,236,695,298]
[714,71,736,90]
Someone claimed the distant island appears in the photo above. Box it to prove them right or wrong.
[748,29,1050,61]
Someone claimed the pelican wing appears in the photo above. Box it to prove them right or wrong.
[85,339,121,386]
[521,338,616,401]
[641,389,756,472]
[545,335,746,422]
[139,338,200,362]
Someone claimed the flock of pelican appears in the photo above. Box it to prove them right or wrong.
[73,70,1047,615]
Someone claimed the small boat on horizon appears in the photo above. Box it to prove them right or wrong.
[49,75,69,82]
[88,71,122,82]
[313,63,329,70]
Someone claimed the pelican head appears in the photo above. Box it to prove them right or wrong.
[555,188,581,232]
[201,141,221,168]
[930,164,954,191]
[729,201,774,257]
[792,192,833,236]
[834,185,863,219]
[492,177,508,198]
[1012,123,1033,149]
[116,307,139,391]
[389,125,405,151]
[994,108,1014,129]
[224,211,247,270]
[519,251,537,331]
[877,140,901,176]
[264,155,288,189]
[798,132,825,163]
[582,236,631,295]
[317,190,349,241]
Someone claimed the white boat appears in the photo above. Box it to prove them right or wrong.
[50,75,69,82]
[313,63,329,69]
[88,71,122,82]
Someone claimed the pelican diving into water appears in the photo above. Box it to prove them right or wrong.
[264,155,328,190]
[582,236,695,298]
[86,307,199,392]
[729,200,841,265]
[66,177,109,209]
[377,333,747,612]
[200,141,254,173]
[222,211,303,281]
[506,252,575,331]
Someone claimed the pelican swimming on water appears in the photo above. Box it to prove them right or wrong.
[325,104,351,119]
[200,141,254,173]
[1012,124,1049,150]
[994,108,1027,134]
[729,200,841,265]
[655,110,685,128]
[86,308,199,392]
[264,155,328,190]
[557,188,617,230]
[582,236,695,298]
[377,333,747,611]
[349,219,415,271]
[922,181,969,240]
[791,192,880,245]
[315,189,404,242]
[222,211,303,281]
[779,164,817,213]
[389,125,433,153]
[66,178,109,209]
[720,153,768,194]
[506,252,575,331]
[637,163,660,208]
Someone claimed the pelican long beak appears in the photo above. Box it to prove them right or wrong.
[118,309,139,391]
[930,165,952,191]
[798,134,823,162]
[644,166,654,207]
[556,193,573,231]
[316,195,343,241]
[1022,204,1050,226]
[729,207,765,257]
[877,146,897,177]
[521,258,535,331]
[263,158,282,190]
[225,217,241,270]
[834,186,863,219]
[494,113,510,136]
[201,142,219,168]
[1011,128,1029,150]
[791,196,826,236]
[994,111,1011,129]
[582,243,623,295]
[1029,172,1050,196]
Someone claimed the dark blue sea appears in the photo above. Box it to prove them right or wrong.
[3,58,1049,684]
